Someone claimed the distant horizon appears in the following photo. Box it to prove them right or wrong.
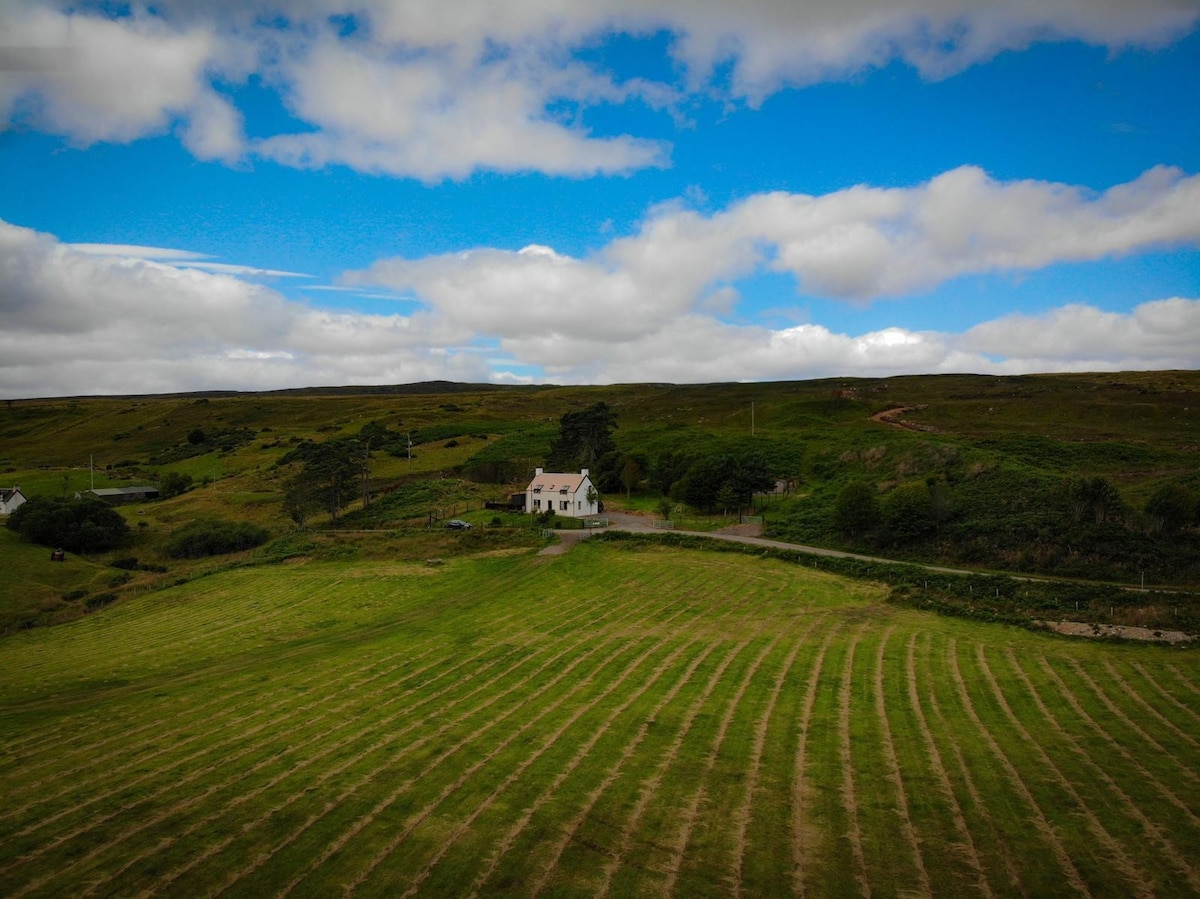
[8,367,1198,404]
[2,1,1198,397]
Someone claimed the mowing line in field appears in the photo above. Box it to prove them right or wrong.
[468,640,721,899]
[658,629,787,899]
[136,638,541,899]
[1035,656,1200,833]
[1009,651,1200,894]
[384,638,703,898]
[153,587,655,898]
[217,581,668,898]
[0,635,389,814]
[1068,660,1200,789]
[62,641,516,899]
[1100,659,1200,753]
[1166,664,1200,701]
[0,571,526,814]
[872,625,932,897]
[923,648,1022,894]
[494,558,792,894]
[977,645,1153,897]
[727,621,816,897]
[790,621,842,899]
[0,628,538,887]
[947,638,1091,897]
[273,634,648,897]
[1130,661,1200,729]
[904,632,994,899]
[326,581,715,895]
[836,625,872,899]
[530,637,758,898]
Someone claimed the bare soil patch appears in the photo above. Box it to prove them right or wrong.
[1038,621,1197,644]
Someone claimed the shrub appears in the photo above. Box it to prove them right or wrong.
[6,497,130,553]
[164,519,270,559]
[110,557,139,570]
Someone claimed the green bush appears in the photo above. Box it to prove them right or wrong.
[164,519,270,559]
[6,497,130,553]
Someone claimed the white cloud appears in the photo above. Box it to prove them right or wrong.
[738,165,1200,299]
[3,209,1199,397]
[3,0,1195,178]
[0,4,244,153]
[960,298,1200,365]
[349,166,1200,334]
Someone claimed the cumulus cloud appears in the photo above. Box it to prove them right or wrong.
[740,165,1200,299]
[3,199,1199,396]
[0,219,487,397]
[2,0,1196,177]
[0,4,245,158]
[349,165,1200,330]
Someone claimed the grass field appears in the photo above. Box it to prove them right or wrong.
[1,541,1198,897]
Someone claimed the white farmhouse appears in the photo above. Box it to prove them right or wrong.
[525,468,598,519]
[0,486,26,515]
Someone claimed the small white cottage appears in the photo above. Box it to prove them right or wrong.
[525,468,598,518]
[0,486,27,516]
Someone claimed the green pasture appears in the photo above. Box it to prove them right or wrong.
[1,542,1198,897]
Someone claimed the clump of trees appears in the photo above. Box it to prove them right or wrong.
[547,402,618,471]
[6,497,130,553]
[279,421,392,526]
[158,472,194,498]
[164,519,270,558]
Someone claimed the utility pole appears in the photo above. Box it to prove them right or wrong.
[751,402,755,437]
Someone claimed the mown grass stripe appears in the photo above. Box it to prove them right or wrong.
[64,640,520,898]
[529,637,756,898]
[221,580,673,898]
[1035,655,1200,834]
[837,625,871,898]
[659,629,786,898]
[1101,658,1200,753]
[873,624,932,897]
[272,634,647,897]
[790,621,842,898]
[924,640,1023,894]
[1008,649,1200,894]
[133,577,636,898]
[905,630,994,898]
[948,638,1091,897]
[460,638,717,899]
[385,638,701,898]
[1068,660,1200,789]
[1,590,574,887]
[976,645,1151,898]
[728,625,808,897]
[1131,661,1200,728]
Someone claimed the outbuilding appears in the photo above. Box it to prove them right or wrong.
[81,486,161,504]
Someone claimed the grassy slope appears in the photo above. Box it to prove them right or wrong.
[2,371,1198,628]
[1,542,1197,897]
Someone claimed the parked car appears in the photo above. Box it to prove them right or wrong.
[443,519,472,529]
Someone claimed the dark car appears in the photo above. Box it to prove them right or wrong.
[443,519,472,529]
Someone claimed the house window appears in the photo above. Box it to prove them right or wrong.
[533,498,541,508]
[560,500,569,511]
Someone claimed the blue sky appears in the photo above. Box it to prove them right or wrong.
[1,1,1198,397]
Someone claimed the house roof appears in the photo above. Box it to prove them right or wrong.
[87,486,159,497]
[527,471,589,494]
[0,487,24,501]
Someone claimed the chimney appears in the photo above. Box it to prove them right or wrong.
[581,468,589,477]
[535,467,543,476]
